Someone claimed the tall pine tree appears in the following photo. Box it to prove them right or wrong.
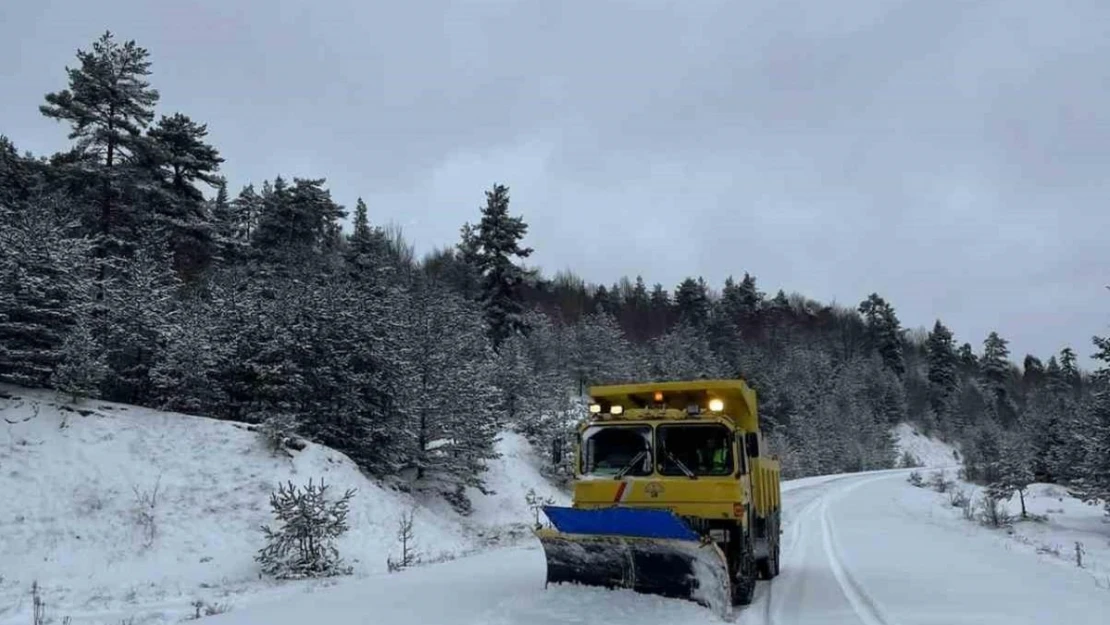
[473,184,533,350]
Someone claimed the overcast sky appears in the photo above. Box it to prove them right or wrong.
[2,0,1108,367]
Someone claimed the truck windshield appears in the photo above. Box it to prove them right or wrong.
[657,423,734,476]
[581,425,652,477]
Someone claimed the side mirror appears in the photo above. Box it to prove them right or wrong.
[745,432,760,459]
[552,438,563,465]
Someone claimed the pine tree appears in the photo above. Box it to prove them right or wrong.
[0,195,95,387]
[142,113,224,277]
[995,431,1036,518]
[100,241,181,404]
[1075,328,1110,513]
[232,184,263,243]
[473,184,534,350]
[393,278,501,504]
[675,277,711,328]
[925,320,958,416]
[858,293,905,377]
[980,331,1016,423]
[39,31,160,283]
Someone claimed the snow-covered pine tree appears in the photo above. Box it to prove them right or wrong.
[473,184,534,350]
[926,320,958,418]
[1074,330,1110,514]
[980,331,1018,424]
[149,294,228,415]
[858,293,905,377]
[647,322,725,381]
[674,277,711,329]
[39,31,160,285]
[143,112,224,277]
[99,240,181,404]
[256,479,355,579]
[995,430,1036,518]
[51,310,109,401]
[0,195,95,388]
[396,278,500,508]
[567,311,642,392]
[231,183,263,244]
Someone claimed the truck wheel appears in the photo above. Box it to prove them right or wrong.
[772,512,781,577]
[731,529,756,605]
[756,511,782,579]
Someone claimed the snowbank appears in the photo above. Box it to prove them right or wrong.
[892,422,959,467]
[905,467,1110,588]
[0,386,565,625]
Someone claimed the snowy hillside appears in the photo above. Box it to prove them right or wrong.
[0,386,567,625]
[893,422,960,467]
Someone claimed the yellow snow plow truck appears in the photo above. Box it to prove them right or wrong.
[535,379,781,617]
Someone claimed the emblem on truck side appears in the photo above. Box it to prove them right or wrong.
[645,482,664,498]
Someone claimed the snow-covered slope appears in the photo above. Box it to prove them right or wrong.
[0,386,566,625]
[893,422,960,467]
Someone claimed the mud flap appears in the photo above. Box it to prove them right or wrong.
[535,506,733,619]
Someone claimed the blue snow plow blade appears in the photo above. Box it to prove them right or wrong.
[541,505,699,541]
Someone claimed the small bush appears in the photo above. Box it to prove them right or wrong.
[898,450,922,468]
[929,470,953,493]
[257,413,301,457]
[907,470,924,487]
[978,490,1013,528]
[960,494,976,521]
[948,488,970,508]
[256,478,356,579]
[1036,543,1062,558]
[188,599,231,620]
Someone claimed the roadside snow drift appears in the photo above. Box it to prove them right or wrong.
[893,422,960,467]
[0,386,566,625]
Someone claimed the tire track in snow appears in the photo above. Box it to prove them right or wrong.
[751,472,907,625]
[755,479,831,625]
[818,476,901,625]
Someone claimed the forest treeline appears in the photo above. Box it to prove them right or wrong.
[2,32,1107,513]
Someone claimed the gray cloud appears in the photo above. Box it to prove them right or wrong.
[2,0,1108,366]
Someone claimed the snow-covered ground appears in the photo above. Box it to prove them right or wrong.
[907,468,1110,591]
[5,389,1108,625]
[892,422,960,468]
[0,386,566,625]
[197,467,1110,625]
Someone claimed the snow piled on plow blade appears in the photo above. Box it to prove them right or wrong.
[535,506,732,619]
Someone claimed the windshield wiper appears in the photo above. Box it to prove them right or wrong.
[664,448,698,479]
[616,450,648,478]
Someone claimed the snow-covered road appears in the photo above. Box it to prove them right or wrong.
[207,469,1109,625]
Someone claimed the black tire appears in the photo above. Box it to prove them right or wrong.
[731,524,757,605]
[771,513,781,577]
[756,511,782,580]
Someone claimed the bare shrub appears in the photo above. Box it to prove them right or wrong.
[132,475,162,549]
[1036,543,1062,557]
[525,488,555,529]
[188,599,231,620]
[961,495,977,521]
[948,487,970,508]
[907,470,924,487]
[387,509,418,572]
